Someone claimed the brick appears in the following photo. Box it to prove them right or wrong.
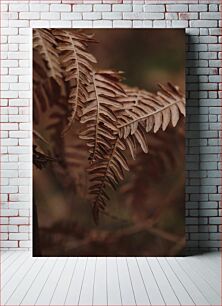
[73,4,92,12]
[19,209,29,217]
[9,115,29,123]
[1,208,18,216]
[209,60,221,67]
[83,12,101,20]
[200,210,218,217]
[0,217,8,225]
[172,20,188,28]
[210,217,222,225]
[72,20,93,28]
[179,13,198,20]
[189,4,207,12]
[113,20,132,28]
[143,5,165,12]
[30,21,50,28]
[41,12,60,20]
[8,146,30,154]
[142,21,152,28]
[165,13,178,20]
[61,12,82,20]
[191,233,209,240]
[102,12,122,19]
[123,12,164,19]
[19,226,30,233]
[200,12,220,20]
[19,12,40,20]
[112,4,132,11]
[50,4,71,12]
[9,20,29,28]
[9,233,29,240]
[190,20,217,28]
[0,241,18,248]
[30,4,49,11]
[2,123,19,131]
[209,4,219,11]
[9,4,28,12]
[133,20,143,28]
[19,241,31,248]
[9,217,29,225]
[94,4,111,11]
[93,20,112,28]
[166,5,188,12]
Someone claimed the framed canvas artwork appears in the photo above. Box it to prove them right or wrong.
[33,29,186,256]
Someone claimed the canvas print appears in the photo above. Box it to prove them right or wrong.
[33,29,186,256]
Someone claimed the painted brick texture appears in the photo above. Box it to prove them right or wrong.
[0,0,221,253]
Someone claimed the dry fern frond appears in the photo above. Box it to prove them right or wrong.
[88,137,129,224]
[53,30,97,133]
[33,29,62,86]
[118,83,185,138]
[80,70,125,163]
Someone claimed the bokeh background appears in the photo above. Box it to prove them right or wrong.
[33,29,186,256]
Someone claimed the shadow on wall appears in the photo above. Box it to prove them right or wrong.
[185,34,201,256]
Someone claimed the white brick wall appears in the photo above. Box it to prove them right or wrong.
[1,0,221,253]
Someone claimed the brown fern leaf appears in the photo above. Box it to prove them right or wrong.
[118,83,185,138]
[33,29,62,86]
[80,70,126,163]
[53,29,97,133]
[88,137,129,224]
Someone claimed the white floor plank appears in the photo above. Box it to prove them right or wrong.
[1,253,29,289]
[147,257,179,305]
[127,257,150,305]
[196,253,219,274]
[5,257,45,305]
[137,257,165,305]
[157,258,195,305]
[21,258,57,305]
[35,258,67,305]
[106,257,122,306]
[0,251,14,263]
[2,252,23,274]
[1,257,37,305]
[182,256,220,294]
[176,257,221,305]
[78,257,97,305]
[93,257,107,305]
[117,257,136,305]
[167,257,210,305]
[65,257,87,305]
[50,257,77,305]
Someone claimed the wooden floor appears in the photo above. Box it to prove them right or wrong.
[0,251,220,306]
